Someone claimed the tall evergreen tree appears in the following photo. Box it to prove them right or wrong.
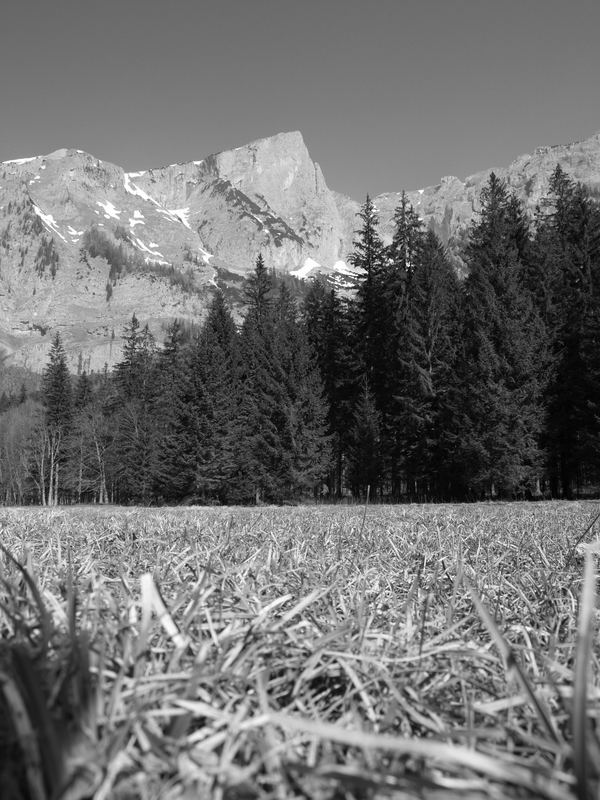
[41,332,72,505]
[236,313,289,502]
[110,315,160,503]
[233,257,287,502]
[394,229,461,498]
[192,292,242,503]
[459,173,545,497]
[347,196,387,493]
[74,371,92,409]
[234,261,332,502]
[415,232,462,498]
[535,166,600,495]
[152,319,198,502]
[272,284,331,496]
[243,253,272,325]
[380,198,462,499]
[302,279,356,495]
[382,196,428,496]
[349,195,387,387]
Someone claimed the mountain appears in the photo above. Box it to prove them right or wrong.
[0,133,358,371]
[377,131,600,273]
[2,129,600,370]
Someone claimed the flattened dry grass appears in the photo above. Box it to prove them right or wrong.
[0,501,599,799]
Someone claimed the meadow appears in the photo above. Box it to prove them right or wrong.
[0,501,599,799]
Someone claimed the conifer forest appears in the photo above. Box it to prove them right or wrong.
[1,165,599,505]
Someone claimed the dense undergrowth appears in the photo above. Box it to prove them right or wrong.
[0,501,599,799]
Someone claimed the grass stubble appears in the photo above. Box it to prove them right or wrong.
[0,501,598,799]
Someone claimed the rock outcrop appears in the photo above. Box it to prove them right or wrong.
[376,132,600,271]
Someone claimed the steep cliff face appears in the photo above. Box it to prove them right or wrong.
[2,130,600,370]
[0,133,357,370]
[132,131,349,271]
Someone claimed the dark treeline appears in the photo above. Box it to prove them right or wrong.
[0,255,331,506]
[2,165,600,504]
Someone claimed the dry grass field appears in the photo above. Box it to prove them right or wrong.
[0,501,599,799]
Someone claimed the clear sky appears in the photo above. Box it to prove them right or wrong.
[1,0,599,199]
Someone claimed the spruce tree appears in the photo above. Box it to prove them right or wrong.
[459,174,545,497]
[347,196,386,493]
[383,196,427,497]
[243,253,272,325]
[110,316,160,503]
[302,279,356,495]
[272,283,331,497]
[192,292,241,503]
[234,262,332,502]
[535,167,600,495]
[415,232,462,499]
[349,195,386,393]
[41,332,73,505]
[74,371,92,409]
[153,320,198,502]
[393,229,461,499]
[230,256,284,502]
[378,196,462,500]
[236,312,289,502]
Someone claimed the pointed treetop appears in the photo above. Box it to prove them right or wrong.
[244,253,274,324]
[349,195,384,280]
[42,331,72,428]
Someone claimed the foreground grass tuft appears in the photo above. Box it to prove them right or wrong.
[0,501,599,799]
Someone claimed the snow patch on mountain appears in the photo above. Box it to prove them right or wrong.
[4,156,38,165]
[123,173,154,203]
[131,235,165,259]
[32,205,67,242]
[168,208,191,229]
[158,208,188,227]
[291,257,320,279]
[97,200,121,220]
[332,260,359,276]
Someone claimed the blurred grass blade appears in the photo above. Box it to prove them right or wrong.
[573,550,597,799]
[565,507,600,568]
[0,668,46,800]
[0,544,52,654]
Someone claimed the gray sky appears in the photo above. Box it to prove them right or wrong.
[1,0,599,199]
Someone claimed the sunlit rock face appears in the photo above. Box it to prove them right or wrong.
[374,131,600,273]
[132,130,351,271]
[2,130,600,369]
